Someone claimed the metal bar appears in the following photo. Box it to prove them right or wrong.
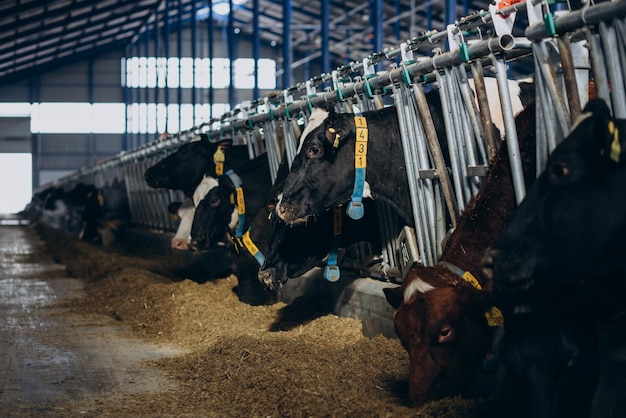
[470,61,497,161]
[253,0,260,100]
[321,0,330,74]
[600,21,626,119]
[533,41,571,135]
[228,0,237,108]
[412,83,459,228]
[282,0,292,88]
[492,54,526,204]
[526,0,626,41]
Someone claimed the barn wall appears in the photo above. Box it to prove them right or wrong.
[0,25,318,191]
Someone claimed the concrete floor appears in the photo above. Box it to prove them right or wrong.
[0,221,182,416]
[1,219,625,417]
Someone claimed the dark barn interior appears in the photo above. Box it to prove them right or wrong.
[1,0,626,416]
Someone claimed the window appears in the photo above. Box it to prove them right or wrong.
[123,57,276,90]
[0,153,32,214]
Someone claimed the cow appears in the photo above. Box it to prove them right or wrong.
[275,105,415,227]
[187,153,275,305]
[483,99,626,305]
[258,199,381,290]
[274,80,525,227]
[189,152,272,252]
[168,200,195,251]
[481,98,626,418]
[143,135,250,198]
[382,100,537,406]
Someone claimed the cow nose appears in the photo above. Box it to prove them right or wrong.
[188,239,201,252]
[276,204,287,219]
[258,267,276,290]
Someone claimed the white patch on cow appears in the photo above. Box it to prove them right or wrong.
[192,175,219,207]
[275,193,284,215]
[363,181,372,199]
[468,78,524,138]
[297,108,329,154]
[173,201,195,246]
[404,275,435,302]
[228,206,239,230]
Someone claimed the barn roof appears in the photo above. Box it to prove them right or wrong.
[0,0,533,86]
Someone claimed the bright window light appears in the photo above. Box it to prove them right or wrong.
[0,153,32,214]
[30,103,125,134]
[123,57,276,90]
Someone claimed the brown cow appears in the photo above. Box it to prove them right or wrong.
[384,101,536,405]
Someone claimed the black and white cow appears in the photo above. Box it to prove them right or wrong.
[482,99,626,418]
[189,152,272,252]
[186,153,275,305]
[275,105,415,227]
[258,199,381,290]
[144,135,250,197]
[274,80,523,227]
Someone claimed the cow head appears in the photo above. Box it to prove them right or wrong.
[483,99,626,307]
[384,265,493,405]
[258,208,334,289]
[275,107,360,225]
[189,176,237,252]
[144,136,230,194]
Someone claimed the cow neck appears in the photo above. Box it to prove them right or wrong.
[225,169,246,238]
[440,149,516,286]
[435,261,504,328]
[440,100,537,283]
[238,229,265,265]
[345,107,413,226]
[232,206,269,267]
[323,205,343,282]
[346,111,368,220]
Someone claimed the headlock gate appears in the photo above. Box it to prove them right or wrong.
[35,0,626,283]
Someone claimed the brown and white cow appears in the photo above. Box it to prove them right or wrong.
[384,100,536,405]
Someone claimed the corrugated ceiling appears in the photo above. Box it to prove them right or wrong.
[0,0,533,87]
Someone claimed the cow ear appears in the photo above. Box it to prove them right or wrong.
[383,286,404,309]
[323,112,352,149]
[583,99,626,164]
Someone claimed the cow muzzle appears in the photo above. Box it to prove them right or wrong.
[188,238,206,252]
[275,201,310,225]
[258,267,278,290]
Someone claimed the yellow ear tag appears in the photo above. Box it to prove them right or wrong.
[462,271,482,290]
[214,147,225,175]
[242,230,259,256]
[236,187,245,214]
[328,127,341,148]
[484,306,504,327]
[97,192,104,206]
[609,120,621,163]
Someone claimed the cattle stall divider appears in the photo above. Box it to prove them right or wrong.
[33,1,626,320]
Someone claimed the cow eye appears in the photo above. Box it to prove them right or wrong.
[438,324,455,343]
[549,161,570,183]
[307,144,323,159]
[209,197,220,208]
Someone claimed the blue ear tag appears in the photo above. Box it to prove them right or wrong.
[347,114,368,220]
[346,200,364,220]
[324,205,343,282]
[324,264,340,282]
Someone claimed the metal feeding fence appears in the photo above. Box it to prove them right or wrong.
[40,0,626,282]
